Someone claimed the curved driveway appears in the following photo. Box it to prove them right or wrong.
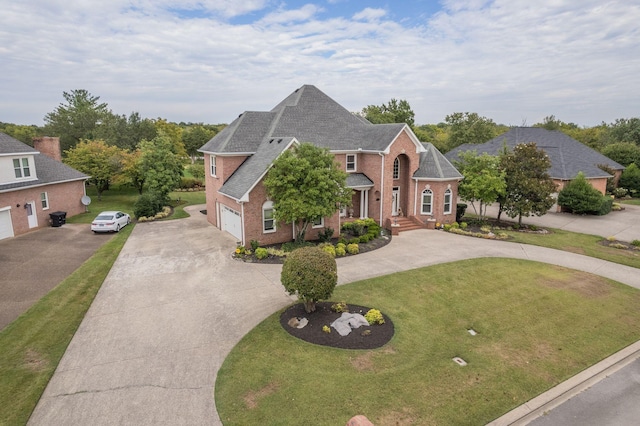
[28,205,640,425]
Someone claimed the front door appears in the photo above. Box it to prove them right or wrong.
[26,201,38,228]
[392,187,400,216]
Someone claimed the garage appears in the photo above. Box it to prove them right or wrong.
[221,205,242,241]
[0,208,15,240]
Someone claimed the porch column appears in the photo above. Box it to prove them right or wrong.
[360,189,369,219]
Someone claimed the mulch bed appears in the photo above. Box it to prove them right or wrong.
[279,302,394,350]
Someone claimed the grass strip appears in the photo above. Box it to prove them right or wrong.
[216,258,640,425]
[0,226,132,426]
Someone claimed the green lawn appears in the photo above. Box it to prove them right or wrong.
[66,185,205,223]
[216,258,640,425]
[502,228,640,269]
[0,226,132,426]
[620,198,640,206]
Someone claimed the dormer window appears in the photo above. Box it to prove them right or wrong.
[346,154,356,172]
[14,158,31,179]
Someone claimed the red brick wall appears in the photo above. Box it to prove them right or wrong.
[414,180,458,224]
[0,180,86,236]
[204,154,248,228]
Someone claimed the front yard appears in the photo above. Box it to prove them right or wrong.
[216,258,640,425]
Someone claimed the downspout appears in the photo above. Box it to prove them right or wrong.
[240,202,245,246]
[378,152,385,226]
[414,179,418,216]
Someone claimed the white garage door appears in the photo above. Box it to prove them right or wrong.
[0,209,15,240]
[221,205,242,241]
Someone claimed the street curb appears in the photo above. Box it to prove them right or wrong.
[486,340,640,426]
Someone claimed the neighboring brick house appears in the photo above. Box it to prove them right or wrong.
[0,133,88,239]
[445,127,624,210]
[198,85,462,245]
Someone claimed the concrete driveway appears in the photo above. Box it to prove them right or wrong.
[0,223,111,330]
[482,203,640,242]
[28,204,640,425]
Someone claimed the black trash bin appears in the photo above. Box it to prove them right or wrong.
[50,211,67,227]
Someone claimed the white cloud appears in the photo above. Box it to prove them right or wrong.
[1,0,638,126]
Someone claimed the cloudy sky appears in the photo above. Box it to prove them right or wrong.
[2,0,639,127]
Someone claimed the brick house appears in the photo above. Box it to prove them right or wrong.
[198,85,462,245]
[0,133,88,239]
[446,127,624,211]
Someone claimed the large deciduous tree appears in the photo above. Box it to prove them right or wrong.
[499,143,556,225]
[601,142,640,167]
[182,125,217,163]
[453,151,506,221]
[444,112,499,152]
[64,139,123,200]
[44,90,110,152]
[139,132,183,201]
[263,143,352,243]
[362,98,415,127]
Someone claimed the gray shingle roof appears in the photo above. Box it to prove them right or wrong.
[414,143,463,180]
[219,137,296,201]
[199,85,407,154]
[346,173,374,188]
[445,127,623,180]
[0,133,88,192]
[0,133,38,154]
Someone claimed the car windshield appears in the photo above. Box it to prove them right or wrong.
[96,215,114,221]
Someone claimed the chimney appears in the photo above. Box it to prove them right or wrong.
[33,137,62,162]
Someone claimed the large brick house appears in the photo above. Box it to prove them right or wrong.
[0,133,88,239]
[198,85,462,246]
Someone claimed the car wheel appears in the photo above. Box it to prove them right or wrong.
[116,224,121,232]
[127,217,131,225]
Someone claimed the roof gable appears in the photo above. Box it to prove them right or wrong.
[414,143,463,180]
[445,127,623,180]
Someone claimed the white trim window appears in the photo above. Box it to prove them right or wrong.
[346,154,356,172]
[210,155,217,177]
[13,158,31,178]
[393,157,400,180]
[40,192,49,210]
[421,189,433,215]
[444,189,452,214]
[263,201,276,233]
[312,217,324,229]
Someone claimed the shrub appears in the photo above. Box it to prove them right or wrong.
[631,240,640,247]
[322,325,331,333]
[456,203,467,222]
[318,227,334,243]
[338,234,348,245]
[281,241,314,252]
[250,239,260,251]
[364,309,385,325]
[349,237,361,244]
[619,163,640,194]
[185,163,205,179]
[134,192,164,218]
[178,176,204,190]
[359,234,371,243]
[321,244,336,258]
[331,301,348,313]
[255,247,268,260]
[281,246,337,313]
[613,187,629,198]
[557,172,607,215]
[267,247,286,257]
[597,196,613,215]
[346,243,359,255]
[460,222,468,229]
[335,246,346,257]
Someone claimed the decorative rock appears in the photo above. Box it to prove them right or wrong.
[287,317,299,328]
[346,415,374,426]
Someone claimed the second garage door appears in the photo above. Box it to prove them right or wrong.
[0,208,15,240]
[221,205,242,241]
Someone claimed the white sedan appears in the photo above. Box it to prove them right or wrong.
[91,211,131,233]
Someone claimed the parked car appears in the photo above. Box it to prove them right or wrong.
[91,211,131,233]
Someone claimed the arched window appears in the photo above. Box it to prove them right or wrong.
[444,189,452,214]
[393,157,400,179]
[421,189,433,215]
[262,201,275,233]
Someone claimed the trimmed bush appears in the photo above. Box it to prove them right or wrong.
[134,192,164,218]
[281,246,338,313]
[557,172,607,215]
[456,203,467,222]
[346,243,359,255]
[364,309,385,325]
[321,244,336,258]
[335,246,346,257]
[597,196,614,216]
[255,247,268,260]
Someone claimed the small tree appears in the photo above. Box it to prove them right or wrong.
[281,246,337,313]
[557,172,605,214]
[264,143,351,243]
[64,139,123,200]
[499,143,556,225]
[619,163,640,196]
[139,132,183,202]
[453,151,506,221]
